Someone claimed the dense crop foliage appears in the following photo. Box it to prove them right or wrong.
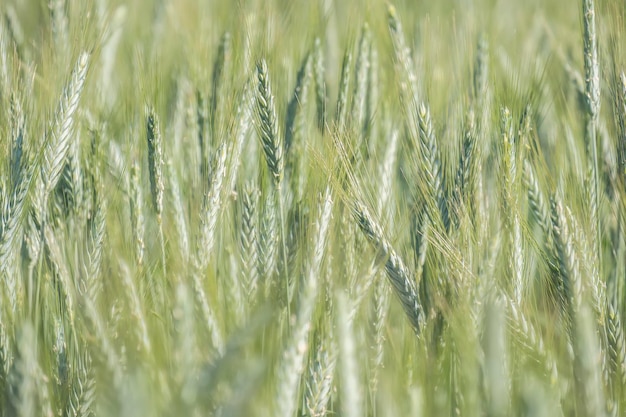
[0,0,625,415]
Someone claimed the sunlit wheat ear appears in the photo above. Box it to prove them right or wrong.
[605,300,626,387]
[304,336,337,417]
[191,269,224,355]
[275,190,332,417]
[44,226,75,325]
[505,296,558,384]
[500,107,523,303]
[523,159,551,237]
[196,143,228,271]
[582,0,601,271]
[387,3,419,104]
[550,196,582,325]
[241,183,260,303]
[168,161,190,265]
[256,59,284,187]
[417,102,448,231]
[370,276,389,395]
[353,200,423,334]
[36,52,89,222]
[129,160,145,268]
[377,128,399,221]
[226,81,255,195]
[119,261,151,355]
[66,353,96,417]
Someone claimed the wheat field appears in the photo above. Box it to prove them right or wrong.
[0,0,625,416]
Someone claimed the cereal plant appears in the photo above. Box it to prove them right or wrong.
[0,0,624,416]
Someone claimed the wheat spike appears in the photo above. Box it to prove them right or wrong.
[256,59,284,186]
[353,200,423,334]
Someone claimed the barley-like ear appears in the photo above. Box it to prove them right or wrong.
[256,59,284,187]
[353,200,423,334]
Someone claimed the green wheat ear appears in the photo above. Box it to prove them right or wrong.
[256,58,284,187]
